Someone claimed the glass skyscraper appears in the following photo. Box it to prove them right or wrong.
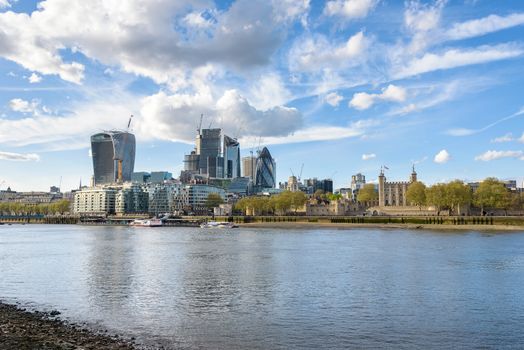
[223,135,241,179]
[91,131,136,185]
[255,147,276,189]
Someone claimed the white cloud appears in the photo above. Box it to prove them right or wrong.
[349,84,406,110]
[248,72,293,109]
[475,150,524,162]
[446,13,524,41]
[272,0,310,25]
[138,89,303,144]
[362,153,376,160]
[289,31,368,72]
[446,107,524,137]
[349,92,375,110]
[434,149,450,164]
[250,119,377,145]
[0,0,12,9]
[0,151,40,162]
[183,11,214,28]
[0,0,307,85]
[404,0,445,33]
[394,44,524,79]
[491,133,514,143]
[28,72,42,83]
[324,0,377,19]
[325,92,343,107]
[9,98,39,113]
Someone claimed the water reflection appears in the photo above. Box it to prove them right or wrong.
[1,225,524,349]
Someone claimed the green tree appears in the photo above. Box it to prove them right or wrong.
[205,193,224,209]
[474,178,510,215]
[445,180,472,215]
[327,193,343,201]
[426,183,448,215]
[406,181,426,209]
[357,184,378,203]
[290,191,307,213]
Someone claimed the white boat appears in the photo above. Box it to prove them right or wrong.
[200,221,238,229]
[130,218,163,227]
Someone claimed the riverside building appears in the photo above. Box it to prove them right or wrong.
[91,131,136,185]
[377,166,417,207]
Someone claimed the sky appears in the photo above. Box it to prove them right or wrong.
[1,0,524,192]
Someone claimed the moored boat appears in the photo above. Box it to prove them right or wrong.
[130,218,163,227]
[200,221,238,229]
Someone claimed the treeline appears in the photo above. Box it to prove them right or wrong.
[0,200,71,216]
[357,178,524,215]
[407,178,522,215]
[235,191,308,215]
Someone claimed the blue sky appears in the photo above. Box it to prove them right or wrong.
[1,0,524,191]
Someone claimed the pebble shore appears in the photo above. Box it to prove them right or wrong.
[0,302,138,350]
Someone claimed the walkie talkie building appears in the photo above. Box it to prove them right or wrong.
[91,131,136,185]
[255,147,276,189]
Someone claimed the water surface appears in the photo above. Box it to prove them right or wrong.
[1,225,524,349]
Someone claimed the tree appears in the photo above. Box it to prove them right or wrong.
[357,184,378,203]
[445,180,472,215]
[205,193,224,209]
[290,191,307,213]
[406,181,426,209]
[313,189,325,199]
[425,183,448,215]
[474,178,510,215]
[327,193,343,201]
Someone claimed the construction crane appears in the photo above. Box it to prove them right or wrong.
[0,180,5,190]
[197,113,204,134]
[127,115,133,131]
[290,168,295,177]
[298,163,304,182]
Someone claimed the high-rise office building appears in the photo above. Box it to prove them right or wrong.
[242,155,256,181]
[255,147,276,189]
[196,128,221,176]
[183,128,241,180]
[223,135,241,179]
[91,131,136,185]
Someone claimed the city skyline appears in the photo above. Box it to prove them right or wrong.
[1,0,524,191]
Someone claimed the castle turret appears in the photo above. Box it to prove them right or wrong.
[410,165,417,183]
[378,168,386,207]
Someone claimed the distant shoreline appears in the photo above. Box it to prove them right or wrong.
[241,221,524,232]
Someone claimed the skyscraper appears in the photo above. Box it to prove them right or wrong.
[223,135,241,179]
[91,131,136,185]
[242,155,256,181]
[196,128,221,176]
[255,147,276,189]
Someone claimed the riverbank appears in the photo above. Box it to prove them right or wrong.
[0,302,138,349]
[241,221,524,231]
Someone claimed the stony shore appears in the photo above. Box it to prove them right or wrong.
[241,221,524,232]
[0,302,139,350]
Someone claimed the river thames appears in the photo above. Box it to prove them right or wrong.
[1,224,524,349]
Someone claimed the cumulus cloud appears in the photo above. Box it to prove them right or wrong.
[349,84,406,110]
[0,0,307,85]
[28,72,42,84]
[394,44,524,79]
[0,151,40,161]
[248,72,293,109]
[324,0,377,19]
[325,92,343,107]
[434,149,450,164]
[491,133,514,143]
[289,31,368,72]
[9,98,39,113]
[138,89,303,143]
[445,13,524,41]
[362,153,376,160]
[475,150,524,162]
[404,0,445,33]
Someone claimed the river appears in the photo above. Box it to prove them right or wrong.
[1,224,524,349]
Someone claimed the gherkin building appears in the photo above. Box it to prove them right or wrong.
[255,147,276,189]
